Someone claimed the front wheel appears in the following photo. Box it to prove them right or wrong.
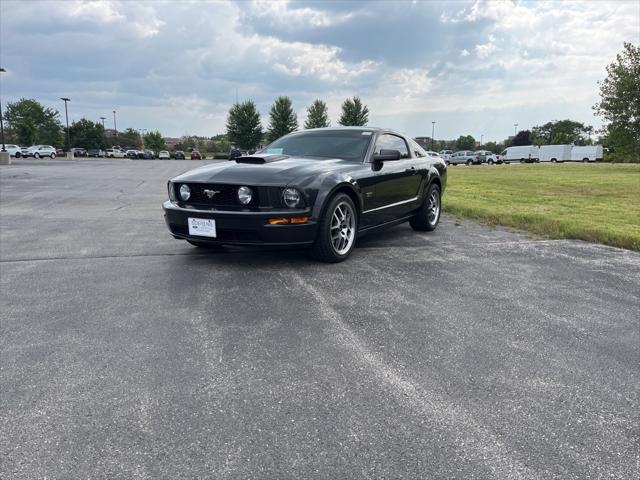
[410,183,441,232]
[34,153,40,159]
[310,193,357,263]
[50,153,56,159]
[488,159,494,165]
[466,159,472,166]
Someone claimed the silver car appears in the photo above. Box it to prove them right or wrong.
[448,150,481,166]
[26,145,57,158]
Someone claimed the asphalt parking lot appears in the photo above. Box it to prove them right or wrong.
[1,159,638,479]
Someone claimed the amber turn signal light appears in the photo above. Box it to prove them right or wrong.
[267,216,311,225]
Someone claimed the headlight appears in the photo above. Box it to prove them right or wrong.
[237,186,253,205]
[283,188,301,208]
[179,184,191,201]
[168,182,176,201]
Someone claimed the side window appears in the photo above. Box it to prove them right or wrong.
[374,134,410,159]
[409,139,426,157]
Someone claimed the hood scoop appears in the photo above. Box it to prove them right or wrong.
[235,154,289,164]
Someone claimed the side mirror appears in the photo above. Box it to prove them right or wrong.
[373,149,402,162]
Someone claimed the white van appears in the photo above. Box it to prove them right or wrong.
[570,145,603,162]
[500,145,540,163]
[539,144,572,163]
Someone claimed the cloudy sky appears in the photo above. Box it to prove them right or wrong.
[1,0,638,141]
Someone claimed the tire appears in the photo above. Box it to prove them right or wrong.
[466,159,472,166]
[488,159,494,165]
[551,158,556,163]
[309,193,357,263]
[187,240,223,249]
[582,158,588,163]
[50,153,56,159]
[15,152,21,158]
[410,183,441,232]
[34,153,40,159]
[445,161,450,166]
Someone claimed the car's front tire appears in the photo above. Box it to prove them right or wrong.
[410,183,441,232]
[310,192,357,263]
[34,153,40,159]
[466,159,472,166]
[50,153,56,159]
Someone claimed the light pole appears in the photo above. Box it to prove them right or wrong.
[99,116,106,129]
[480,134,484,147]
[113,110,117,136]
[431,121,436,151]
[61,98,71,154]
[514,123,518,136]
[0,68,6,152]
[139,128,147,149]
[0,67,8,165]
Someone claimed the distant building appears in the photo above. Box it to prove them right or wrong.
[163,137,180,149]
[414,137,432,149]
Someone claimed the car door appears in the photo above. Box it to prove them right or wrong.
[366,133,422,225]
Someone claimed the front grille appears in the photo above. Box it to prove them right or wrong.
[170,224,261,243]
[178,183,259,208]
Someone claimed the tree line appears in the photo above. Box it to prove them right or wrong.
[226,96,369,150]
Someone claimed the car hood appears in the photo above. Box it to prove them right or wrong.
[172,155,360,186]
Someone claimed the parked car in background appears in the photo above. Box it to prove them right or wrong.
[439,150,453,160]
[448,150,481,165]
[71,147,87,157]
[500,146,539,163]
[475,150,502,164]
[174,150,185,160]
[88,148,105,157]
[105,148,124,158]
[56,148,66,157]
[191,150,202,160]
[539,144,571,163]
[4,144,24,157]
[26,145,57,158]
[142,149,155,159]
[125,149,139,159]
[570,145,603,162]
[425,151,441,158]
[158,150,170,159]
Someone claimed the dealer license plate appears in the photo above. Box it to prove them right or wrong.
[188,218,216,237]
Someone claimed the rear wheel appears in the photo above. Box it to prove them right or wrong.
[582,158,588,162]
[51,153,56,159]
[310,193,357,263]
[466,159,472,166]
[410,183,441,232]
[551,158,556,163]
[15,152,21,158]
[488,159,494,165]
[34,152,40,159]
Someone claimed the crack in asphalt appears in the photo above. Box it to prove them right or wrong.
[289,270,539,480]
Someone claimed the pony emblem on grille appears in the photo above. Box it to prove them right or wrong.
[203,189,220,199]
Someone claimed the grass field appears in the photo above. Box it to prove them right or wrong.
[443,163,640,251]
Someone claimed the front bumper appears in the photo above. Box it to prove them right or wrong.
[163,201,318,246]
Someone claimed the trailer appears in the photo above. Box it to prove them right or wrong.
[500,145,540,163]
[570,145,603,162]
[539,144,572,162]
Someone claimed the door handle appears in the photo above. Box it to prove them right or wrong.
[408,166,417,174]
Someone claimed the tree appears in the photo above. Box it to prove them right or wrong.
[338,96,369,126]
[143,131,165,152]
[118,128,142,149]
[304,99,330,129]
[594,42,640,161]
[531,120,593,146]
[455,135,476,150]
[68,119,106,149]
[4,98,63,146]
[226,101,263,150]
[266,96,298,142]
[512,130,532,146]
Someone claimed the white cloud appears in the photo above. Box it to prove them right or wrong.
[461,49,471,57]
[247,0,354,29]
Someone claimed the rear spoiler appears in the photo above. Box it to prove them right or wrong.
[235,154,289,164]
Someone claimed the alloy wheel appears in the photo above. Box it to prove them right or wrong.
[330,201,355,255]
[427,189,440,226]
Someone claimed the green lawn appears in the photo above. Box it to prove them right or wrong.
[442,163,640,251]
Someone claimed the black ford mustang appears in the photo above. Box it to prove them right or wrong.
[163,127,446,262]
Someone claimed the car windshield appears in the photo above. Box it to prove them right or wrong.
[260,130,373,161]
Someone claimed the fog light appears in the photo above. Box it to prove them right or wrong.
[179,184,191,201]
[290,216,311,224]
[268,218,289,225]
